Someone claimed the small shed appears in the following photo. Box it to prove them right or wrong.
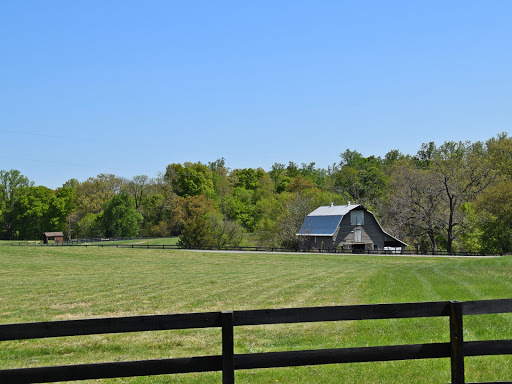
[296,203,407,252]
[43,232,64,244]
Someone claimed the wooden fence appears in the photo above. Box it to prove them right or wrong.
[1,299,511,383]
[8,240,502,257]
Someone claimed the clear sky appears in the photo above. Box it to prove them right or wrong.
[1,1,511,189]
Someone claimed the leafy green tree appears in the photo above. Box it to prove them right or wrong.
[475,181,512,253]
[64,174,125,239]
[487,132,512,175]
[0,169,33,239]
[253,195,285,246]
[52,187,77,237]
[269,163,290,193]
[339,149,364,167]
[208,211,246,247]
[178,194,246,248]
[383,149,407,166]
[178,195,217,247]
[414,141,437,169]
[286,175,317,193]
[99,193,143,237]
[76,174,125,215]
[286,162,300,179]
[62,178,80,190]
[12,186,56,239]
[269,162,329,193]
[208,158,231,212]
[333,150,388,206]
[475,133,512,253]
[165,162,215,198]
[76,213,101,238]
[230,168,267,190]
[457,202,483,252]
[224,187,255,230]
[299,162,328,188]
[61,179,81,237]
[124,175,153,210]
[139,191,187,237]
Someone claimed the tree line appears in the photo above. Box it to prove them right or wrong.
[1,133,511,254]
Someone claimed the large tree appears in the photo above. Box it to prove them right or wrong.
[268,163,288,193]
[12,186,55,239]
[388,140,495,253]
[124,175,153,210]
[431,141,494,253]
[0,170,33,239]
[178,195,217,247]
[165,162,214,198]
[477,182,512,253]
[386,162,444,252]
[475,133,512,253]
[76,174,125,215]
[51,187,77,238]
[333,150,388,207]
[208,158,232,214]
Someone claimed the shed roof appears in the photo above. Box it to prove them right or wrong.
[44,232,64,237]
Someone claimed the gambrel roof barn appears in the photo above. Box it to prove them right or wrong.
[297,203,407,252]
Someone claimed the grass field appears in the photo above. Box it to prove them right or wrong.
[0,245,511,383]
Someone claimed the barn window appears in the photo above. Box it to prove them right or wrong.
[350,210,364,225]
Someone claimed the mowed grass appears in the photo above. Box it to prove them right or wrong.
[0,246,511,383]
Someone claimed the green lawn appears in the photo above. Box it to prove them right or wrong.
[0,246,511,383]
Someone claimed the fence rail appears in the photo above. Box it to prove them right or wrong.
[1,299,511,383]
[3,240,503,257]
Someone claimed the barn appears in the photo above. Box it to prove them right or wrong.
[296,203,407,252]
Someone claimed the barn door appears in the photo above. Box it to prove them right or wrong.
[354,228,362,242]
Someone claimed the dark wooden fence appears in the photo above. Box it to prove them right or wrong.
[6,240,502,257]
[1,299,511,383]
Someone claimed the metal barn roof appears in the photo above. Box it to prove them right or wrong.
[307,204,361,217]
[296,204,362,236]
[296,215,343,236]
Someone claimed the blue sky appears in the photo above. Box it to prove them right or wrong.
[1,1,511,189]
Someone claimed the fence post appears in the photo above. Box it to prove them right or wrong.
[221,311,235,384]
[449,301,464,384]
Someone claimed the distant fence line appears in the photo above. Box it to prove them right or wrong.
[1,237,153,246]
[2,238,503,256]
[1,299,511,383]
